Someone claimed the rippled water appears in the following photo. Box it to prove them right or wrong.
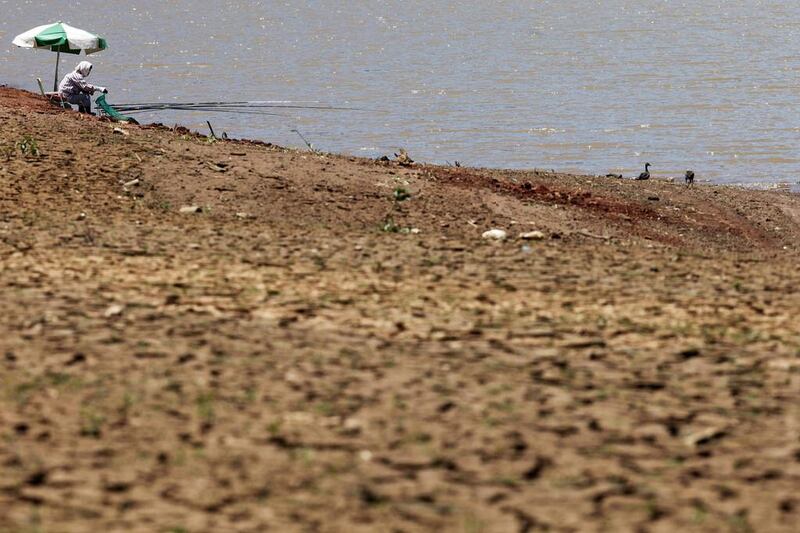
[2,1,800,185]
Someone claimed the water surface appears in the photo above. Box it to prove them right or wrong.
[2,1,800,185]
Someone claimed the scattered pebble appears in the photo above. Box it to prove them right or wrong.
[112,127,129,136]
[179,205,203,214]
[482,229,507,240]
[343,417,364,434]
[103,304,125,318]
[684,427,727,448]
[359,450,373,462]
[284,370,302,386]
[519,230,546,240]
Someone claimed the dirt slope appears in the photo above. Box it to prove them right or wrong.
[1,87,799,532]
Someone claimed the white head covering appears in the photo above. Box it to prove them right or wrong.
[75,61,93,77]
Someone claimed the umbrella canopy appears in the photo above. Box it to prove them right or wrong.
[12,22,107,54]
[12,22,107,90]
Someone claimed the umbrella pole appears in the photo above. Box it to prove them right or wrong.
[53,51,61,92]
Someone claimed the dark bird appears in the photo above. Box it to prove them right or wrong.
[685,170,695,186]
[636,162,651,181]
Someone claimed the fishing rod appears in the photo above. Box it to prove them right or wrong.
[111,99,323,107]
[114,105,352,113]
[112,101,368,112]
[118,106,291,117]
[127,103,364,111]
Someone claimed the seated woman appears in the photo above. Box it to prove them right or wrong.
[57,61,107,113]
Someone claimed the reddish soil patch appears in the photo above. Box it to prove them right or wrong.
[0,85,68,113]
[434,167,659,220]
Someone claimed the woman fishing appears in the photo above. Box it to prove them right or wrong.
[58,61,108,114]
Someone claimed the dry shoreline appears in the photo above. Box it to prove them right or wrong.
[1,86,799,532]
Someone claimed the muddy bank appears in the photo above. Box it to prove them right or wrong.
[1,87,798,532]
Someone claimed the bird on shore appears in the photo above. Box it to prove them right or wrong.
[685,170,695,186]
[635,163,651,181]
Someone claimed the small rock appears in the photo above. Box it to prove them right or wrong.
[684,427,726,447]
[284,370,303,386]
[410,228,421,234]
[343,417,364,434]
[482,229,507,240]
[65,352,87,366]
[235,212,251,219]
[123,178,140,188]
[104,304,125,318]
[113,127,129,136]
[359,450,374,462]
[179,205,203,214]
[519,230,546,240]
[76,212,87,221]
[648,195,660,201]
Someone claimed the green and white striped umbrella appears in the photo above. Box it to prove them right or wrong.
[12,22,108,90]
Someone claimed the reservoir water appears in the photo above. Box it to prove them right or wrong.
[2,1,800,186]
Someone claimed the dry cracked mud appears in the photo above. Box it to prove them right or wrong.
[0,87,798,532]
